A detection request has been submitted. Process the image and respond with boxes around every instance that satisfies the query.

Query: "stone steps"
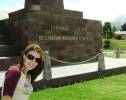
[0,35,6,45]
[0,56,19,71]
[0,45,19,56]
[0,33,20,71]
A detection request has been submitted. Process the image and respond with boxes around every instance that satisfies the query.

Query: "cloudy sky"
[0,0,126,23]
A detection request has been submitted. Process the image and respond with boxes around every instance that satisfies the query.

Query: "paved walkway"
[1,57,126,87]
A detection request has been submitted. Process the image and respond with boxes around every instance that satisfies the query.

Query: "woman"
[1,44,44,100]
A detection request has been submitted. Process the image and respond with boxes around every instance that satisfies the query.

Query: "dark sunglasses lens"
[27,54,34,60]
[27,54,40,63]
[36,58,40,63]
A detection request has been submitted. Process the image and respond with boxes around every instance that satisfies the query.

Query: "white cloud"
[0,0,24,13]
[0,9,9,20]
[1,4,24,13]
[64,0,126,23]
[0,2,24,20]
[1,0,126,23]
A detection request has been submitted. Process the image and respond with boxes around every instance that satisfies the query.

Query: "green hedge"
[103,39,126,50]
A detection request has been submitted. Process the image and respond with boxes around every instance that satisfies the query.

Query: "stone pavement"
[0,57,126,87]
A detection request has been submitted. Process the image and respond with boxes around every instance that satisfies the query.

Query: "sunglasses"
[27,54,40,63]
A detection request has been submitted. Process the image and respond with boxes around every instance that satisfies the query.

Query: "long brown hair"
[20,44,44,83]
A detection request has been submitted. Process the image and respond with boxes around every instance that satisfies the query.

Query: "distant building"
[114,31,126,40]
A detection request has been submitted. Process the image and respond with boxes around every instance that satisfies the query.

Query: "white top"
[2,66,33,100]
[12,71,33,100]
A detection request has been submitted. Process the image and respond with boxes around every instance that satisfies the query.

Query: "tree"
[103,22,113,38]
[121,22,126,31]
[112,25,117,33]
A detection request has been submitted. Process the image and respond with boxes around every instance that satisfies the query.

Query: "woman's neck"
[21,66,29,75]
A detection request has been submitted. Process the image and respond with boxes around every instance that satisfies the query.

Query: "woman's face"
[23,50,40,71]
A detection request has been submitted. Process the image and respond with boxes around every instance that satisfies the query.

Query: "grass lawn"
[103,39,126,50]
[104,51,126,58]
[103,39,126,58]
[29,73,126,100]
[110,40,126,50]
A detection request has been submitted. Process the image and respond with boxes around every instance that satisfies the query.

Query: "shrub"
[103,39,111,49]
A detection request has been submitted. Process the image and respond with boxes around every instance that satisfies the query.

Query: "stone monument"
[0,0,102,67]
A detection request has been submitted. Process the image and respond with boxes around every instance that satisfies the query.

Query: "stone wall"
[21,11,102,65]
[0,0,102,66]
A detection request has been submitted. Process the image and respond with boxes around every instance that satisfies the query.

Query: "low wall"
[32,66,126,91]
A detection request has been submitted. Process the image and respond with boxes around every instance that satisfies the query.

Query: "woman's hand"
[2,96,12,100]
